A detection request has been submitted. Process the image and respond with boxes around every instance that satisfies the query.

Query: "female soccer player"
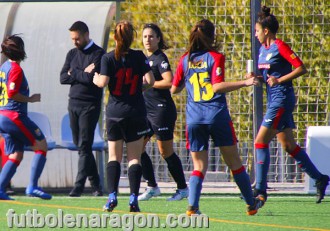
[171,19,263,215]
[138,23,188,202]
[93,21,155,212]
[0,34,51,200]
[252,6,329,204]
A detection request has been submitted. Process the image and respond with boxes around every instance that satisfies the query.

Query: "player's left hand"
[267,74,279,87]
[142,75,152,91]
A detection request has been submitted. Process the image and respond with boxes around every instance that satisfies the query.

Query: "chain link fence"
[110,0,330,185]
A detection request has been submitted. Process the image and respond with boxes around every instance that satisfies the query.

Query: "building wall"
[0,2,116,188]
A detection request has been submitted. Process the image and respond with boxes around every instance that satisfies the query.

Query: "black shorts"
[106,116,150,143]
[146,102,177,141]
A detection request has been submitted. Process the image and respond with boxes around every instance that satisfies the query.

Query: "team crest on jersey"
[149,61,153,67]
[9,82,15,90]
[216,67,222,76]
[290,53,297,59]
[34,128,42,137]
[161,61,169,69]
[266,53,272,61]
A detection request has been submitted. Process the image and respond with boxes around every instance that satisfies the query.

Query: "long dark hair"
[1,34,26,61]
[257,6,279,34]
[114,20,137,61]
[187,19,219,61]
[143,23,169,50]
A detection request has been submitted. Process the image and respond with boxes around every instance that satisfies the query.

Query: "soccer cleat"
[103,192,118,212]
[186,206,201,216]
[25,187,52,200]
[129,194,141,212]
[246,198,264,216]
[138,186,161,201]
[129,204,141,212]
[253,188,267,206]
[6,182,15,196]
[315,174,329,204]
[167,187,189,201]
[0,191,14,200]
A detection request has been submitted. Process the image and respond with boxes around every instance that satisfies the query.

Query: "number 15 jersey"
[172,50,227,124]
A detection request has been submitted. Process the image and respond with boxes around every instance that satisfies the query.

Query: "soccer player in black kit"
[138,23,188,201]
[93,21,155,212]
[60,21,104,197]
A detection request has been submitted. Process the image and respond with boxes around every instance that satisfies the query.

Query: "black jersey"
[143,49,173,105]
[100,49,151,120]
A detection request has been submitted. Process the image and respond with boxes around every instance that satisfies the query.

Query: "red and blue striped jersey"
[258,39,303,103]
[173,50,227,124]
[0,61,29,114]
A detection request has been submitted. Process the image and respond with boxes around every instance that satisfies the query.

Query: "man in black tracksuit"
[60,21,105,197]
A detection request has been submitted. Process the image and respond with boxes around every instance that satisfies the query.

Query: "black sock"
[107,161,121,193]
[141,152,157,187]
[128,164,142,195]
[165,153,187,189]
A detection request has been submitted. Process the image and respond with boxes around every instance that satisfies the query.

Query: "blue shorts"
[187,119,237,152]
[106,116,150,143]
[0,111,45,154]
[262,101,295,131]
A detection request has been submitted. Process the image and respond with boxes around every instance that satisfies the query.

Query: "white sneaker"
[167,187,189,201]
[138,186,161,201]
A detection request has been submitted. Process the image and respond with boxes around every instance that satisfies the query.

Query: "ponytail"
[187,19,219,61]
[114,21,136,61]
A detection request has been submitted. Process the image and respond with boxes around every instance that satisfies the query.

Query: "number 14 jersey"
[100,49,151,120]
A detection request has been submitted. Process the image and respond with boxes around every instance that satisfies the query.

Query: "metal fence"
[113,0,330,185]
